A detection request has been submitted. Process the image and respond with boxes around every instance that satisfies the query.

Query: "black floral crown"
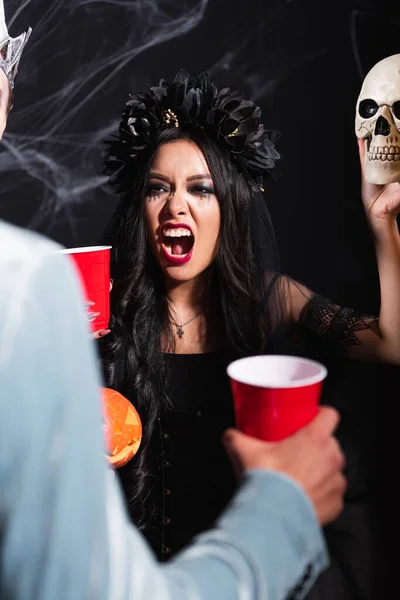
[104,69,281,194]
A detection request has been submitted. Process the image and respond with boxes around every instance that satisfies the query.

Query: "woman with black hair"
[99,69,400,597]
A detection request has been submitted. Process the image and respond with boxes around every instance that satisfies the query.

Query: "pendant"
[177,327,184,338]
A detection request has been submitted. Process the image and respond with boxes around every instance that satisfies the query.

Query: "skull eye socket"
[392,101,400,119]
[359,99,379,118]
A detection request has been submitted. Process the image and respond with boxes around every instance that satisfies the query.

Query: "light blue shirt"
[0,220,328,600]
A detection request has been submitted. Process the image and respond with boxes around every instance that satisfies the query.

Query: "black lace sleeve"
[298,294,377,353]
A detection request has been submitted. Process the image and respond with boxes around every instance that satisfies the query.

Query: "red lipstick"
[161,223,194,265]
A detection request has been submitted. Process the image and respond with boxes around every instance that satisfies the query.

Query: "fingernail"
[99,329,111,337]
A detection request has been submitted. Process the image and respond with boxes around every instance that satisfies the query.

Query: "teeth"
[164,228,192,238]
[368,145,400,158]
[170,252,188,258]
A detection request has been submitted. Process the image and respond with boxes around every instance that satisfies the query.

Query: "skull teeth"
[368,154,400,161]
[368,145,400,160]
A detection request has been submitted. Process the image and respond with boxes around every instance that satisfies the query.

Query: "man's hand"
[223,407,346,526]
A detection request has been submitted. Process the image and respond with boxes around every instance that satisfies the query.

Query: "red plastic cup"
[227,355,327,441]
[59,245,112,332]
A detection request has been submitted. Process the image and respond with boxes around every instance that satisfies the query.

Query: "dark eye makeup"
[145,182,215,198]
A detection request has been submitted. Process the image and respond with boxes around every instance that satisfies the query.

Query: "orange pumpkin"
[101,387,142,468]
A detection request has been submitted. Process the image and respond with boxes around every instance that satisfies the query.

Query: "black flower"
[104,69,280,193]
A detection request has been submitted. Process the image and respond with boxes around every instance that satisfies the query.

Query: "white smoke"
[0,0,209,240]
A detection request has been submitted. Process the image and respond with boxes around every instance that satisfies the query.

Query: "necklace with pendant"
[170,311,202,338]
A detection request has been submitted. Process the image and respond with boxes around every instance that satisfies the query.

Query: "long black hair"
[99,125,282,527]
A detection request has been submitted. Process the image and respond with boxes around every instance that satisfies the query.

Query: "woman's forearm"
[370,217,400,363]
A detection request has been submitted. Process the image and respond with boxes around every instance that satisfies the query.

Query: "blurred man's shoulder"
[0,220,62,273]
[0,220,64,307]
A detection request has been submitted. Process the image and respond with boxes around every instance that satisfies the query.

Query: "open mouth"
[161,224,195,263]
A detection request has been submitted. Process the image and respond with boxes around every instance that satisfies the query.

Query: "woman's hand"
[355,139,400,365]
[358,138,400,227]
[92,329,111,340]
[92,279,113,340]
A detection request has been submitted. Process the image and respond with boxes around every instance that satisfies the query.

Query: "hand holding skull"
[355,55,400,226]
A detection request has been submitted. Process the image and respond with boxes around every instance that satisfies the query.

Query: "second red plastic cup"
[227,355,327,441]
[59,245,111,332]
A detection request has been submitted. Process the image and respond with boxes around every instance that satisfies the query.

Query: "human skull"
[355,54,400,184]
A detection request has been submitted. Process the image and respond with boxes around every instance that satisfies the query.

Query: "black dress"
[136,352,237,558]
[116,296,383,598]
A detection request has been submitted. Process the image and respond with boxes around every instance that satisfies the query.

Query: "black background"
[2,0,400,308]
[1,0,399,590]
